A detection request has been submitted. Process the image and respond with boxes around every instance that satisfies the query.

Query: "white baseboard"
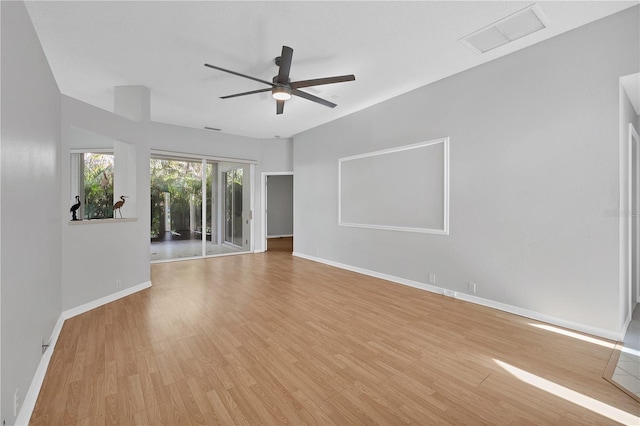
[15,281,152,426]
[293,251,443,294]
[14,314,65,426]
[454,292,623,341]
[61,281,152,320]
[292,252,623,341]
[267,234,293,239]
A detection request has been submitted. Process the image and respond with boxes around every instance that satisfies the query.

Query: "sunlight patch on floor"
[494,359,639,425]
[528,323,616,349]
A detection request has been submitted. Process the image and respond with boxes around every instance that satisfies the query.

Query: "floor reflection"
[151,239,244,262]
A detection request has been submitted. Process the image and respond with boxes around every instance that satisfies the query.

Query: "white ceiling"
[25,1,637,139]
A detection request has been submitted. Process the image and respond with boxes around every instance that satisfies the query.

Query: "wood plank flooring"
[31,251,639,425]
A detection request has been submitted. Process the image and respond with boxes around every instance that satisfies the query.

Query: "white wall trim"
[454,293,624,342]
[292,252,624,341]
[61,281,152,320]
[338,137,449,235]
[14,315,64,426]
[151,149,258,165]
[267,234,294,238]
[15,281,152,425]
[630,123,640,319]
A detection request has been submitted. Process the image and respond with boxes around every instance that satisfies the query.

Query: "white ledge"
[68,218,137,225]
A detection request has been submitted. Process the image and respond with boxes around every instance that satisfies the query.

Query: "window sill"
[68,218,137,225]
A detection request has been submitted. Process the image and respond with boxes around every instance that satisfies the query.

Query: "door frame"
[261,171,293,252]
[150,150,257,261]
[221,166,248,248]
[630,123,640,309]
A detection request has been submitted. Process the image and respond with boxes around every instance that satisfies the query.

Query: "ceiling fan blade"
[292,89,337,108]
[221,88,272,99]
[276,100,285,115]
[290,74,355,89]
[204,63,275,87]
[277,46,293,84]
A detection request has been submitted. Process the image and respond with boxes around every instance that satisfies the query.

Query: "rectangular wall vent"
[460,4,548,54]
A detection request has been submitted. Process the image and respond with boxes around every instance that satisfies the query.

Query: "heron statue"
[113,195,128,218]
[70,195,81,221]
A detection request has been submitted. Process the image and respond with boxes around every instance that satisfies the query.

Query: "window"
[71,152,114,219]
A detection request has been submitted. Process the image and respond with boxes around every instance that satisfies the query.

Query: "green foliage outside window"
[150,159,205,239]
[83,153,114,219]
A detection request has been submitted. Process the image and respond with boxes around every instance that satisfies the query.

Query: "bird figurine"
[70,195,81,221]
[113,195,128,218]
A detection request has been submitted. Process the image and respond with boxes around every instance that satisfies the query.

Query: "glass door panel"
[223,167,244,247]
[205,162,217,256]
[151,156,252,262]
[233,168,243,246]
[150,158,203,261]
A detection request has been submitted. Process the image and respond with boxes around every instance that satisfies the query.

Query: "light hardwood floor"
[31,251,639,425]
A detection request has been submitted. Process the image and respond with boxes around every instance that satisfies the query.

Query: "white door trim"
[630,123,640,307]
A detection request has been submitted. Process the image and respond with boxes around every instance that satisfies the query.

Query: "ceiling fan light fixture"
[272,86,292,101]
[207,46,355,114]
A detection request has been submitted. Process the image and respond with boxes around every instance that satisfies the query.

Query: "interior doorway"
[631,123,640,308]
[262,172,293,252]
[621,73,640,327]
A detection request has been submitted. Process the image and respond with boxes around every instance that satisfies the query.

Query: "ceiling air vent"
[460,4,548,54]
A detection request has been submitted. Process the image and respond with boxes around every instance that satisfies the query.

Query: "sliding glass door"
[150,155,252,262]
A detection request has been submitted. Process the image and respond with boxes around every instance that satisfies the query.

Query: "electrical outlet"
[429,273,436,284]
[14,388,19,416]
[469,282,477,294]
[116,279,121,289]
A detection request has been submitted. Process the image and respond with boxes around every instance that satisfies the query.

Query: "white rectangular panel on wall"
[339,137,449,234]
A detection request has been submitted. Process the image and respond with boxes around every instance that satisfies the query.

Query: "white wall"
[293,6,639,338]
[1,2,62,423]
[267,175,294,237]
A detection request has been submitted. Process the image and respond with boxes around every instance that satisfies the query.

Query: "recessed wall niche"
[69,126,136,222]
[338,137,449,234]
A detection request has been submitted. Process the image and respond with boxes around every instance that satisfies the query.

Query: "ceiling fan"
[205,46,355,115]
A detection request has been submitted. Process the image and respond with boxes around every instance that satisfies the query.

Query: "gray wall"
[293,7,639,337]
[1,2,62,423]
[61,96,150,311]
[267,175,293,237]
[60,96,294,310]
